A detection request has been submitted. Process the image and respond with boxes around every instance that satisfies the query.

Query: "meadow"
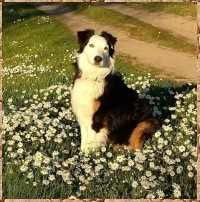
[126,2,196,18]
[2,3,197,199]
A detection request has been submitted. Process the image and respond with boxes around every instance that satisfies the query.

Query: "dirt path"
[34,3,197,82]
[99,3,196,44]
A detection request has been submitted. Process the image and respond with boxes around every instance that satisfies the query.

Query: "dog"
[71,29,160,152]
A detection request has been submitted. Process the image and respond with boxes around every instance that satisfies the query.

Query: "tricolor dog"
[71,29,160,152]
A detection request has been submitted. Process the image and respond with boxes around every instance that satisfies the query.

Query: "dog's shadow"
[145,82,196,122]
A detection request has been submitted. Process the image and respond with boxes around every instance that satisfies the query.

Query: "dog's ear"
[101,31,117,57]
[77,29,95,52]
[101,31,117,49]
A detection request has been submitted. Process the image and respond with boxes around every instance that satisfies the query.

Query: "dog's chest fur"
[71,78,105,123]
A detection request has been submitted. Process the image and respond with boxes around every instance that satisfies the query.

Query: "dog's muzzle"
[94,56,102,65]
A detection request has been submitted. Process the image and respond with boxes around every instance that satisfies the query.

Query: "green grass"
[62,3,196,55]
[3,3,77,112]
[3,3,197,199]
[126,2,196,18]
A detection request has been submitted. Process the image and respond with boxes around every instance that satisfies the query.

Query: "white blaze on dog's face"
[84,35,110,67]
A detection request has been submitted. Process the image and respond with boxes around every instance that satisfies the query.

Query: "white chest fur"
[71,78,108,152]
[71,78,105,124]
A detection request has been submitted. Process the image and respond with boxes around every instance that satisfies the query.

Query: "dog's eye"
[104,47,108,50]
[89,44,94,48]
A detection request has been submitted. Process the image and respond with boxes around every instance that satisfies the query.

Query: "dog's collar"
[93,76,105,82]
[92,69,114,82]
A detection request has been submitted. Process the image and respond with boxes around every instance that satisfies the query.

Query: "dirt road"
[99,3,196,44]
[34,3,197,82]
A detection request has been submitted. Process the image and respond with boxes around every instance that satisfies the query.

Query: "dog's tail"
[128,118,161,151]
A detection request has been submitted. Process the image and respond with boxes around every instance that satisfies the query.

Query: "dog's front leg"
[80,122,98,152]
[88,126,108,150]
[92,106,107,133]
[80,124,108,152]
[92,114,104,133]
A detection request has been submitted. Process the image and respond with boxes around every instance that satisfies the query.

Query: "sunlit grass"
[126,2,196,18]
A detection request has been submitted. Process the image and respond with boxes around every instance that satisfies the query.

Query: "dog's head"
[77,29,117,77]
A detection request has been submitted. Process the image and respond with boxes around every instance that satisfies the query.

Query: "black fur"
[101,31,117,58]
[77,29,95,53]
[92,73,156,145]
[72,61,82,85]
[73,29,95,84]
[77,29,117,57]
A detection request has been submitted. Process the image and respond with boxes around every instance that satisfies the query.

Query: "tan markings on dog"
[93,99,101,113]
[128,118,160,151]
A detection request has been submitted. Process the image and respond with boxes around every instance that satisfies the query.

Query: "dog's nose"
[94,56,102,63]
